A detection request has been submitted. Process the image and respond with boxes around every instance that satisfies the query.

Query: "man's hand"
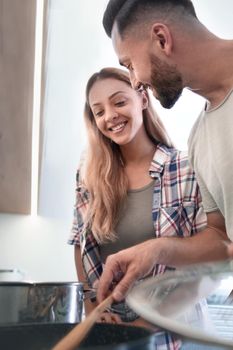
[97,239,160,303]
[97,211,230,303]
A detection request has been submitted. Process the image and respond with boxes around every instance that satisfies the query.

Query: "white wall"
[0,0,232,281]
[0,214,75,281]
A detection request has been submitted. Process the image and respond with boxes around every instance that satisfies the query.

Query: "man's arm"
[97,210,230,303]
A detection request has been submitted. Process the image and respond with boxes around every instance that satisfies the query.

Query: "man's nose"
[129,71,140,90]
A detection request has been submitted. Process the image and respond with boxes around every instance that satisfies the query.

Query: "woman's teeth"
[110,122,126,133]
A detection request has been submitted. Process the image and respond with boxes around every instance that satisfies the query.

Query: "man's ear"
[150,23,173,55]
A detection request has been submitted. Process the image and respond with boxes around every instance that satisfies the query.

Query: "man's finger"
[97,258,121,302]
[112,268,140,302]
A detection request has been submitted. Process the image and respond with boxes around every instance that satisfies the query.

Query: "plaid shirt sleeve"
[176,150,207,236]
[82,230,103,287]
[68,169,89,246]
[152,146,207,276]
[68,169,102,287]
[169,150,207,237]
[154,148,206,238]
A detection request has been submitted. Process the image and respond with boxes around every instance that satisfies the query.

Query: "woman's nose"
[105,109,118,122]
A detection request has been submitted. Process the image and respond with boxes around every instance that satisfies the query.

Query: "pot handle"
[83,288,97,301]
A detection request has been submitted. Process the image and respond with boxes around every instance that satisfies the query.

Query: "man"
[97,0,233,303]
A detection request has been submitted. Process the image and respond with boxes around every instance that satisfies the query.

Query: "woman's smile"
[109,121,128,133]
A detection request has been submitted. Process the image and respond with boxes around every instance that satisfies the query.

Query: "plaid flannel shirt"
[68,144,206,350]
[68,144,206,286]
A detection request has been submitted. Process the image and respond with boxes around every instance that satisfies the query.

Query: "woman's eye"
[115,101,125,107]
[95,110,104,117]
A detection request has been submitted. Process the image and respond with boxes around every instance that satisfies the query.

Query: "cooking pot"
[0,282,94,325]
[0,323,155,350]
[0,282,156,349]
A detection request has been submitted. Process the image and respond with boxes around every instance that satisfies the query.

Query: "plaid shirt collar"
[149,143,172,176]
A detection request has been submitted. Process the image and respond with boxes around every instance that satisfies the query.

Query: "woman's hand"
[97,311,122,324]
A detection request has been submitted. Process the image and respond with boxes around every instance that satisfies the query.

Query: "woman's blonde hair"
[82,67,173,243]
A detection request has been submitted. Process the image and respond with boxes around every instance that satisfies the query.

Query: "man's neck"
[187,40,233,109]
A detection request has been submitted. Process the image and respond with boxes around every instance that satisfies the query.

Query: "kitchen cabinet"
[0,0,36,214]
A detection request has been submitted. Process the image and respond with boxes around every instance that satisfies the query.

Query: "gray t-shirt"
[100,180,155,262]
[188,88,233,241]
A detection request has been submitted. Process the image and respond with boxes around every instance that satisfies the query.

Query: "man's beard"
[150,54,183,109]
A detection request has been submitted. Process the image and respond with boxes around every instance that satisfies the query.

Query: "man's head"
[103,0,198,108]
[103,0,197,39]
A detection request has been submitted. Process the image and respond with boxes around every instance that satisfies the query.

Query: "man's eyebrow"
[92,91,125,107]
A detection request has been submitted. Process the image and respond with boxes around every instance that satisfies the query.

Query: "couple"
[69,0,233,332]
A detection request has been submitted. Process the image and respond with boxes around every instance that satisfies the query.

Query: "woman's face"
[88,78,147,146]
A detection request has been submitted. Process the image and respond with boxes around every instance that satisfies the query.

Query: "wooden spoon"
[52,294,114,350]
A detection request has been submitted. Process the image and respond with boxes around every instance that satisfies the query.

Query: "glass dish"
[127,260,233,348]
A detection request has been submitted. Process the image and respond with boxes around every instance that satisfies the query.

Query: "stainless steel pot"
[0,283,156,350]
[0,282,93,325]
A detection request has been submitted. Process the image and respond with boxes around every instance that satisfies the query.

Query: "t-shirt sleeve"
[188,122,218,215]
[194,169,218,214]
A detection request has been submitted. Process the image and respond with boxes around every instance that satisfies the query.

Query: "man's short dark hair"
[103,0,197,38]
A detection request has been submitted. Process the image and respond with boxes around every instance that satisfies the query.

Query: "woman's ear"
[150,23,173,56]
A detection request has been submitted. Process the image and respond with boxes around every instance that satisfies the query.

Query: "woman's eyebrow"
[92,91,125,107]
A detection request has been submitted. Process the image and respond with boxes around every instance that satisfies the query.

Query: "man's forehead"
[111,22,123,51]
[111,22,131,62]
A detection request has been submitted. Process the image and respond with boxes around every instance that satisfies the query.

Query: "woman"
[68,67,206,326]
